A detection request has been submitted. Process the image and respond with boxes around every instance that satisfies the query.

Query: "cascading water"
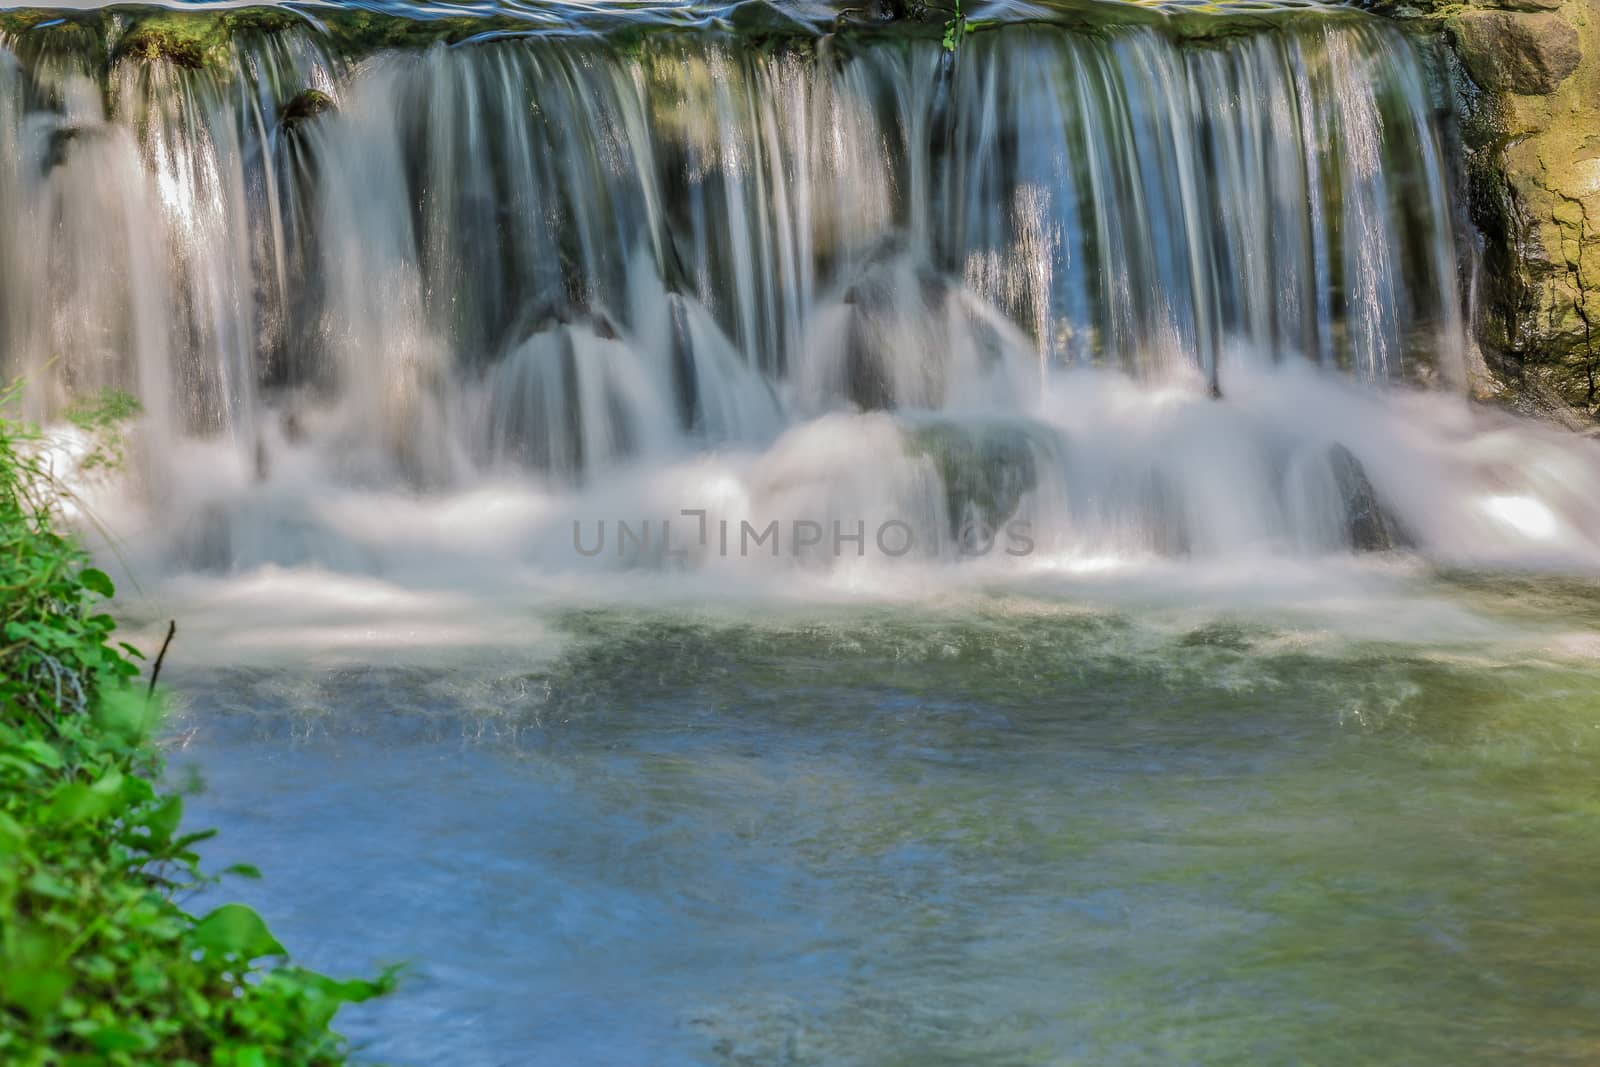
[2,12,1598,588]
[11,12,1600,1064]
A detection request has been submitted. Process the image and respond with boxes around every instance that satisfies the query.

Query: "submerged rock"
[483,312,664,480]
[905,420,1039,540]
[1328,444,1411,552]
[842,258,948,411]
[836,249,1022,412]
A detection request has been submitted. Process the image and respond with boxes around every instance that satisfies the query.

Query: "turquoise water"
[167,572,1600,1064]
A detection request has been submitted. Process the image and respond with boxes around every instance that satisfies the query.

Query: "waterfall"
[4,13,1598,575]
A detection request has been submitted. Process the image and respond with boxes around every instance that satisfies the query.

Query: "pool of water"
[160,569,1600,1065]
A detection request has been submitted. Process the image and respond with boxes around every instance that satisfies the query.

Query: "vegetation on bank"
[0,394,390,1065]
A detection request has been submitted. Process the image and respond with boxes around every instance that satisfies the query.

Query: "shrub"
[0,392,391,1066]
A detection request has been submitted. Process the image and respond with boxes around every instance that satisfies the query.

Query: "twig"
[147,620,176,700]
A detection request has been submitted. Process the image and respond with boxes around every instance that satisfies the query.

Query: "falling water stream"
[4,5,1600,1063]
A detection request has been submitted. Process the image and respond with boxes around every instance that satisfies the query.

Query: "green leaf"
[17,739,62,769]
[141,794,184,848]
[222,863,262,880]
[0,811,27,851]
[24,870,76,902]
[45,782,118,825]
[79,567,115,598]
[88,1026,150,1053]
[95,686,160,741]
[191,904,285,961]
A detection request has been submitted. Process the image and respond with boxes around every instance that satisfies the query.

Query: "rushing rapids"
[2,10,1599,579]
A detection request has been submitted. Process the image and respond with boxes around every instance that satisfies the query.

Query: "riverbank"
[0,405,388,1066]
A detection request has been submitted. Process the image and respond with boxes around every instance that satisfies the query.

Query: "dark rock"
[280,88,334,130]
[41,125,112,173]
[724,0,821,45]
[1328,444,1411,552]
[839,250,974,411]
[667,295,699,432]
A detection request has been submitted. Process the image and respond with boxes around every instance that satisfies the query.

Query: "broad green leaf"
[45,782,118,825]
[17,739,61,770]
[89,1025,150,1053]
[24,870,76,901]
[78,567,115,597]
[191,904,285,961]
[143,795,184,848]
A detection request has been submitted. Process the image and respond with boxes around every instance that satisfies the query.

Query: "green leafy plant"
[942,0,964,52]
[0,386,392,1065]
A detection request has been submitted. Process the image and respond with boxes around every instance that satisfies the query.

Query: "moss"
[114,11,232,70]
[281,86,335,130]
[0,10,108,70]
[305,9,533,57]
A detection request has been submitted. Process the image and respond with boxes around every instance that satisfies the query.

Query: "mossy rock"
[280,87,335,130]
[10,5,533,72]
[0,10,109,69]
[114,12,232,69]
[306,9,533,57]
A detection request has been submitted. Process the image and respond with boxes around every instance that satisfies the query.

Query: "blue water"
[169,591,1600,1065]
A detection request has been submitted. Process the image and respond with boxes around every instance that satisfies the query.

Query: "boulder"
[1447,0,1600,416]
[1450,10,1581,95]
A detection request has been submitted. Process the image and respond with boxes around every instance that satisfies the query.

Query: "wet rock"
[1450,10,1581,95]
[725,0,821,45]
[667,294,699,432]
[837,248,1018,412]
[1142,469,1190,557]
[42,125,112,174]
[280,88,334,131]
[842,258,947,411]
[0,11,108,70]
[906,421,1039,540]
[1328,444,1410,552]
[486,314,648,479]
[115,14,229,70]
[1443,0,1600,415]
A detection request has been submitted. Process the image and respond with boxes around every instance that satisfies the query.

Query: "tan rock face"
[1440,0,1600,415]
[1451,10,1581,94]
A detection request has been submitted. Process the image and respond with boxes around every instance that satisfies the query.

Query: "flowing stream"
[4,7,1600,1063]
